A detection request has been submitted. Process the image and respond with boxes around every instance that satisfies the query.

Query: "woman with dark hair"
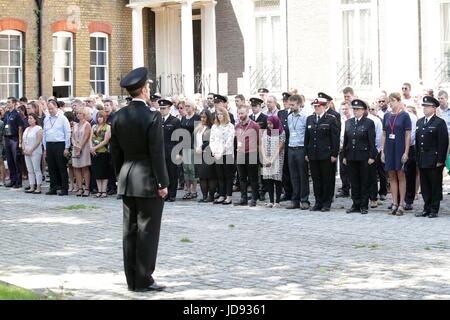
[194,109,216,202]
[90,110,111,198]
[22,113,43,194]
[261,115,286,208]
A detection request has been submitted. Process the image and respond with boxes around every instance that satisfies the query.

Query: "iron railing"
[249,65,282,94]
[435,57,450,86]
[336,62,373,90]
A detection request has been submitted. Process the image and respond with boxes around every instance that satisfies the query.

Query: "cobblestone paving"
[1,178,450,300]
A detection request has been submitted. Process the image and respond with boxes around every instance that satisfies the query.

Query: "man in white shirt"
[367,104,384,207]
[338,101,353,198]
[404,107,418,211]
[401,83,415,107]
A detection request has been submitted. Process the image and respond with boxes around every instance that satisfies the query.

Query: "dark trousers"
[420,167,443,213]
[282,151,292,198]
[165,154,178,199]
[265,179,282,203]
[215,155,235,197]
[5,137,21,185]
[237,152,259,201]
[376,152,388,196]
[348,160,371,210]
[107,156,117,193]
[288,148,310,204]
[310,159,335,208]
[405,146,417,205]
[370,156,378,201]
[200,179,217,199]
[46,142,68,191]
[339,150,351,193]
[122,196,164,291]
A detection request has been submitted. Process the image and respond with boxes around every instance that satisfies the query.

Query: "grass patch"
[425,246,432,251]
[181,237,193,243]
[353,243,382,250]
[59,204,99,210]
[0,283,45,300]
[353,244,366,249]
[368,243,381,250]
[228,224,235,229]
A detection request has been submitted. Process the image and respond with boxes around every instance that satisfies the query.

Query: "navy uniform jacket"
[250,113,268,130]
[162,114,181,157]
[415,115,449,169]
[326,108,341,131]
[110,100,169,198]
[343,117,377,161]
[305,114,340,161]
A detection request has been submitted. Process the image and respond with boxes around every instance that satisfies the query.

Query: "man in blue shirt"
[4,97,24,188]
[286,95,310,210]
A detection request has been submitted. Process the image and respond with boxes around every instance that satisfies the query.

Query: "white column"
[181,0,195,96]
[202,1,218,94]
[132,6,145,69]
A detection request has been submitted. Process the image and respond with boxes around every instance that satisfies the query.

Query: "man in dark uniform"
[280,92,292,201]
[305,98,340,212]
[110,67,169,292]
[150,94,161,111]
[415,96,449,218]
[258,88,269,113]
[4,97,24,188]
[159,99,181,202]
[214,94,235,124]
[249,98,268,129]
[342,99,377,215]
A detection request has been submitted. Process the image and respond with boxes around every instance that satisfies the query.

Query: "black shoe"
[336,191,350,198]
[46,190,57,195]
[214,199,224,204]
[286,203,300,210]
[379,195,387,201]
[321,207,331,212]
[361,208,369,215]
[116,195,122,200]
[4,182,14,188]
[416,211,430,217]
[168,198,175,202]
[301,203,311,211]
[388,203,393,210]
[58,190,68,196]
[280,195,291,202]
[310,205,323,212]
[13,184,22,189]
[222,200,233,205]
[429,213,439,219]
[235,198,248,206]
[404,204,413,211]
[346,207,360,214]
[206,196,215,203]
[24,186,31,191]
[107,189,117,196]
[198,198,208,203]
[249,200,257,207]
[135,282,166,292]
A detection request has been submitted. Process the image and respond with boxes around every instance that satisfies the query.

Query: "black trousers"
[370,156,378,201]
[215,155,235,197]
[348,160,371,210]
[405,146,417,205]
[5,136,21,185]
[310,159,335,208]
[420,167,443,213]
[376,152,388,197]
[339,150,351,193]
[282,151,292,198]
[122,196,164,291]
[265,179,282,203]
[46,142,68,191]
[165,153,178,199]
[237,152,259,201]
[288,148,310,204]
[107,156,117,193]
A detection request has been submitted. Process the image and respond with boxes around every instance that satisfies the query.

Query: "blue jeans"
[288,148,310,204]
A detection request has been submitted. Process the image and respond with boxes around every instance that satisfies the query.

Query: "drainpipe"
[35,0,43,97]
[417,0,423,84]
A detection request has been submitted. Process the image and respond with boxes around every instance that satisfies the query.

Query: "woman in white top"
[209,106,235,205]
[22,113,43,194]
[72,107,92,197]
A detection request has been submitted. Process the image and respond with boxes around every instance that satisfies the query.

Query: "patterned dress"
[262,131,286,181]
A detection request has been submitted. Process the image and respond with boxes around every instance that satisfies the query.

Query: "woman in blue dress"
[381,93,411,216]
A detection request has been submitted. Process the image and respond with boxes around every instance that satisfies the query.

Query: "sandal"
[95,193,102,198]
[182,193,192,200]
[82,190,90,197]
[390,205,398,215]
[190,192,198,199]
[396,206,405,216]
[101,192,108,198]
[76,189,83,197]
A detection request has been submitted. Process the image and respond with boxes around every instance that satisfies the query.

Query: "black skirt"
[91,152,111,180]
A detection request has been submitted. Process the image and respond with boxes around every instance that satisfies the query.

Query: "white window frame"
[0,30,23,100]
[338,0,378,89]
[253,0,282,92]
[89,32,109,96]
[440,0,450,84]
[52,31,73,98]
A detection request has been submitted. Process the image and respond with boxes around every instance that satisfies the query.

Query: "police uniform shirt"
[4,110,24,138]
[343,116,377,161]
[416,115,449,169]
[304,113,340,161]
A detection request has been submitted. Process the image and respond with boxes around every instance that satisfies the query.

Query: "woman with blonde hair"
[381,93,412,216]
[210,106,235,205]
[72,107,92,197]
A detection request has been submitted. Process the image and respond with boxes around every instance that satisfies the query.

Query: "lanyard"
[388,112,400,133]
[291,113,301,131]
[239,120,253,138]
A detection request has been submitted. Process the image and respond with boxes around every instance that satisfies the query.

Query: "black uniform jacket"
[110,100,169,198]
[326,108,341,130]
[162,114,182,156]
[305,113,340,161]
[343,117,377,161]
[250,113,268,130]
[415,115,449,169]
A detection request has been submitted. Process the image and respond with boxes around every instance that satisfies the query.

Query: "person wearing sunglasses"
[401,83,415,107]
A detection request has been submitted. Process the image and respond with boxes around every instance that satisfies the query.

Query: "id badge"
[5,124,9,129]
[389,134,396,140]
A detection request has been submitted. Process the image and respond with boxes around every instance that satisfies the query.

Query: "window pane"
[0,51,8,66]
[9,83,18,98]
[96,81,105,95]
[96,67,105,80]
[342,0,371,4]
[10,36,20,50]
[55,36,71,51]
[90,37,96,50]
[10,50,20,66]
[90,67,95,80]
[97,52,106,65]
[0,35,8,50]
[97,37,106,51]
[54,67,70,82]
[64,68,70,82]
[90,81,96,93]
[54,52,70,67]
[90,51,97,65]
[0,84,7,99]
[0,68,7,83]
[9,68,19,83]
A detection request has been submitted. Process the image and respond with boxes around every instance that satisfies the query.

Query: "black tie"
[425,118,428,125]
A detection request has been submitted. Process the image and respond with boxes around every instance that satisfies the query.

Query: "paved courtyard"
[1,179,450,300]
